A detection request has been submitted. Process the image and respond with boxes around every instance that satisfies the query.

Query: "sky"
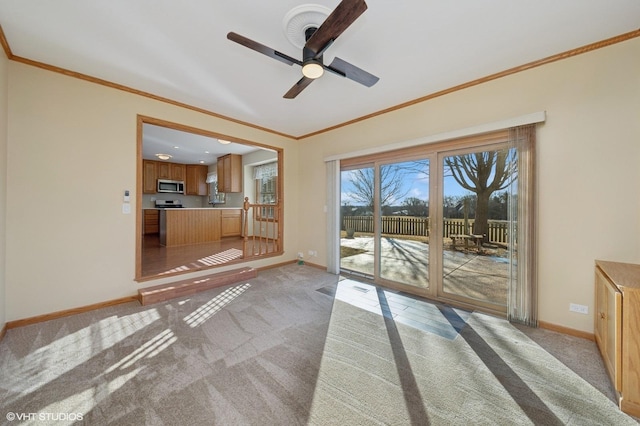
[341,160,472,206]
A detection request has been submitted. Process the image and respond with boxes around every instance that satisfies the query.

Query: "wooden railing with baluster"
[242,197,281,258]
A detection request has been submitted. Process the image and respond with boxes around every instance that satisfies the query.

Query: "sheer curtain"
[253,162,278,180]
[326,160,341,274]
[507,124,537,326]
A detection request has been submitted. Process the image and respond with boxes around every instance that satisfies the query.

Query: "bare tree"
[444,149,516,240]
[346,165,408,209]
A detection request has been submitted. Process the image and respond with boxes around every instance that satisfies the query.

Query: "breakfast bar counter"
[159,208,242,246]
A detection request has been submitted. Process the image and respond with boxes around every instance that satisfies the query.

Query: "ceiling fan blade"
[283,77,315,99]
[325,57,379,87]
[227,32,301,66]
[305,0,368,55]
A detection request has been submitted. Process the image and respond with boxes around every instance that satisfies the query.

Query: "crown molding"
[1,22,638,140]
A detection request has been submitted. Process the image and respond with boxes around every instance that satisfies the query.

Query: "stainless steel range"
[155,199,183,209]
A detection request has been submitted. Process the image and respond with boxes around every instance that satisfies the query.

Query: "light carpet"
[0,264,636,425]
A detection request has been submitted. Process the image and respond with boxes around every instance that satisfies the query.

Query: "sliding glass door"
[378,159,430,289]
[338,129,531,315]
[340,165,375,278]
[439,145,516,312]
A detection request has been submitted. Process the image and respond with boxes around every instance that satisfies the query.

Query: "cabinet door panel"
[186,165,208,195]
[608,285,622,390]
[221,210,242,237]
[157,162,171,179]
[143,160,157,193]
[171,163,186,181]
[595,268,622,391]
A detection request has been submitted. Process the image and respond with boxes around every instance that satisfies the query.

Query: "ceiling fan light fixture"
[155,153,172,160]
[218,139,231,145]
[302,61,324,79]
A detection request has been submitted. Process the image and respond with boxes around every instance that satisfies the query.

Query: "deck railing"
[342,216,512,245]
[242,197,280,257]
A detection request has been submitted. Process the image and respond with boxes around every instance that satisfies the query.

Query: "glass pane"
[379,160,430,288]
[340,167,375,277]
[442,148,515,306]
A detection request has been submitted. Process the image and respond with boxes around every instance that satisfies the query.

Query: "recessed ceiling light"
[205,151,210,154]
[155,153,172,160]
[173,146,179,149]
[199,160,205,164]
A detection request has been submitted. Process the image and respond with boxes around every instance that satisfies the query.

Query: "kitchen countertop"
[180,207,242,210]
[146,207,242,210]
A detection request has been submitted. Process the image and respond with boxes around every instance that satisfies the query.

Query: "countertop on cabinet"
[145,207,242,210]
[180,207,242,210]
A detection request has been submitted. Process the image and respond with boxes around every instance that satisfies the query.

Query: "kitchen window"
[254,162,278,220]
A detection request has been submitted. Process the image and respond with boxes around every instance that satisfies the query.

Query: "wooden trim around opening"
[0,324,7,343]
[539,320,595,341]
[5,296,139,330]
[0,24,12,59]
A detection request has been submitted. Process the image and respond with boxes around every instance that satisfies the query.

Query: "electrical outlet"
[308,250,317,257]
[569,303,589,314]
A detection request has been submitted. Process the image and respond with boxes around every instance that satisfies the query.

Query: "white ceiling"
[142,123,262,166]
[1,1,639,138]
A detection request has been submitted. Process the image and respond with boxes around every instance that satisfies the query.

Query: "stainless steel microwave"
[157,179,185,194]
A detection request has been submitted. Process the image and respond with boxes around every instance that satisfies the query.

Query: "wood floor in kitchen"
[141,234,245,277]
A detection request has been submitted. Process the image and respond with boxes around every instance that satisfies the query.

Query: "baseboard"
[299,261,327,271]
[538,320,595,341]
[5,296,139,330]
[256,260,299,271]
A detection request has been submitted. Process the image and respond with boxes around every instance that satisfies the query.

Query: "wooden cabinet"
[143,160,157,194]
[594,260,640,417]
[217,154,242,193]
[160,209,221,246]
[171,163,185,181]
[221,209,242,237]
[156,162,171,179]
[143,209,159,234]
[186,164,208,195]
[144,160,207,195]
[157,161,185,181]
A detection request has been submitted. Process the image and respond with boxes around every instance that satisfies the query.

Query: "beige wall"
[297,37,640,333]
[5,62,298,321]
[4,37,639,333]
[0,50,7,330]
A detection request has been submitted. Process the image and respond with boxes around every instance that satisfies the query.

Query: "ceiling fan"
[227,0,379,99]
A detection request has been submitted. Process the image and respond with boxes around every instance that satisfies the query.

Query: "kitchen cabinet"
[156,162,171,179]
[160,209,221,246]
[221,209,242,237]
[594,260,640,417]
[186,164,208,196]
[143,209,159,234]
[217,154,242,193]
[158,208,243,246]
[143,160,157,194]
[144,160,203,194]
[171,163,186,181]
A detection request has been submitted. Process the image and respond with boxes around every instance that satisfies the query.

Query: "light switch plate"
[122,203,131,214]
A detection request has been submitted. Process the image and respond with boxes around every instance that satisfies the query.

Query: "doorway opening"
[136,116,283,282]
